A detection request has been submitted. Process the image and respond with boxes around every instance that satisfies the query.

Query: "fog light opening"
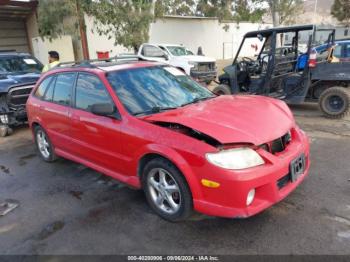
[246,189,255,206]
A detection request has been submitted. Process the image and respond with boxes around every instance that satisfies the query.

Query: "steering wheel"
[242,57,255,63]
[238,57,255,71]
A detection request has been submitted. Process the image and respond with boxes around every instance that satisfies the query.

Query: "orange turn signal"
[201,179,220,188]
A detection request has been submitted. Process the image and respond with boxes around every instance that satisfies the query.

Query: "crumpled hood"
[144,95,295,145]
[0,73,40,93]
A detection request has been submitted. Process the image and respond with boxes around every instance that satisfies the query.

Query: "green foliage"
[232,0,267,23]
[37,0,93,40]
[86,0,154,52]
[195,0,266,22]
[267,0,304,26]
[155,0,196,16]
[331,0,350,26]
[37,0,75,39]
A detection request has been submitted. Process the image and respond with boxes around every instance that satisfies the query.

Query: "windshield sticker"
[23,59,37,65]
[164,67,185,76]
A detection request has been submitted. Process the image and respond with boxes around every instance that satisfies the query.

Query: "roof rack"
[56,55,141,69]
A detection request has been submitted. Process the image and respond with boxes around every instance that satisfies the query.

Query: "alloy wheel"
[147,168,181,215]
[36,130,50,159]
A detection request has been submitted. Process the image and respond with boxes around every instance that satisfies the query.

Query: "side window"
[344,44,350,58]
[142,45,165,57]
[52,73,75,106]
[43,76,55,101]
[75,73,113,111]
[333,45,342,58]
[34,76,53,98]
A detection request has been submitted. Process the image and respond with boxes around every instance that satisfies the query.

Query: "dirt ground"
[0,103,349,255]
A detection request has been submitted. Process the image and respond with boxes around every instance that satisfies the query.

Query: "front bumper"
[191,127,310,218]
[0,107,27,126]
[190,70,217,82]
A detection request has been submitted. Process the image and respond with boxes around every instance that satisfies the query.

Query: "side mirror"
[90,103,115,117]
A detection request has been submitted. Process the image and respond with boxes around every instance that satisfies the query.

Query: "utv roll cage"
[215,24,350,118]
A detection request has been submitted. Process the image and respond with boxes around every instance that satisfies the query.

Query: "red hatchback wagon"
[26,57,310,221]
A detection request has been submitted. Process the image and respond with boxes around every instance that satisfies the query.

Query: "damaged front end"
[0,84,34,136]
[151,121,222,148]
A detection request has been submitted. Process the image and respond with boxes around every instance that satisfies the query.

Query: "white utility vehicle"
[138,43,217,84]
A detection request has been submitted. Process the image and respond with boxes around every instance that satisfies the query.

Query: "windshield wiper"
[133,106,178,116]
[180,96,215,107]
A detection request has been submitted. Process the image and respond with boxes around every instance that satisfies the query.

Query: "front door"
[70,73,126,176]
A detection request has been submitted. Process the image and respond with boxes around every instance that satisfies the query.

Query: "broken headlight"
[206,147,265,170]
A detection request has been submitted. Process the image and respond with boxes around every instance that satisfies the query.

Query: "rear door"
[70,73,125,175]
[41,72,76,153]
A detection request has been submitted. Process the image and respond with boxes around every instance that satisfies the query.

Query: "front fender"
[134,143,203,199]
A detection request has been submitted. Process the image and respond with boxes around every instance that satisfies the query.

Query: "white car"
[138,44,217,84]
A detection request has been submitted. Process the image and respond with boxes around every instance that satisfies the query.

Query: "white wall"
[150,18,271,59]
[85,15,272,60]
[31,36,75,64]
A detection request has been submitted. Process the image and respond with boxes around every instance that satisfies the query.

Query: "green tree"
[331,0,350,26]
[267,0,304,26]
[85,0,154,53]
[37,0,76,39]
[155,0,196,16]
[196,0,266,22]
[232,0,266,23]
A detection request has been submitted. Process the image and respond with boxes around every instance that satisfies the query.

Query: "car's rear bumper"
[191,126,310,218]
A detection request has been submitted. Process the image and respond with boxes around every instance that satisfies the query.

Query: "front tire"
[142,158,193,222]
[34,125,57,162]
[319,87,350,119]
[213,84,232,95]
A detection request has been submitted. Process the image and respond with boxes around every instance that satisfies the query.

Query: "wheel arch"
[136,146,202,199]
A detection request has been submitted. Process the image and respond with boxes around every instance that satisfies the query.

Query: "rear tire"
[142,158,193,222]
[213,84,232,95]
[319,87,350,119]
[34,125,57,162]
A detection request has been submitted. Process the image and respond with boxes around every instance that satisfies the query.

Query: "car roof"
[47,59,165,75]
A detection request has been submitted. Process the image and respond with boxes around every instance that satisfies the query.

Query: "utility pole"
[76,0,90,60]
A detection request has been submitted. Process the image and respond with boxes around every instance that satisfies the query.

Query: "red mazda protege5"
[26,58,310,221]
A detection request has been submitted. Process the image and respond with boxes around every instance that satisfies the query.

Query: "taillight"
[308,50,317,68]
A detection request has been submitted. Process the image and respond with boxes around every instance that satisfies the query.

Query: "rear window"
[52,73,76,106]
[34,76,53,98]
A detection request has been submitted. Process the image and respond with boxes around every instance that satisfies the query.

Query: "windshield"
[0,56,43,74]
[166,46,189,56]
[107,66,214,116]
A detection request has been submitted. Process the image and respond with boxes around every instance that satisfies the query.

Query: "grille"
[197,62,215,72]
[261,131,292,154]
[7,85,34,107]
